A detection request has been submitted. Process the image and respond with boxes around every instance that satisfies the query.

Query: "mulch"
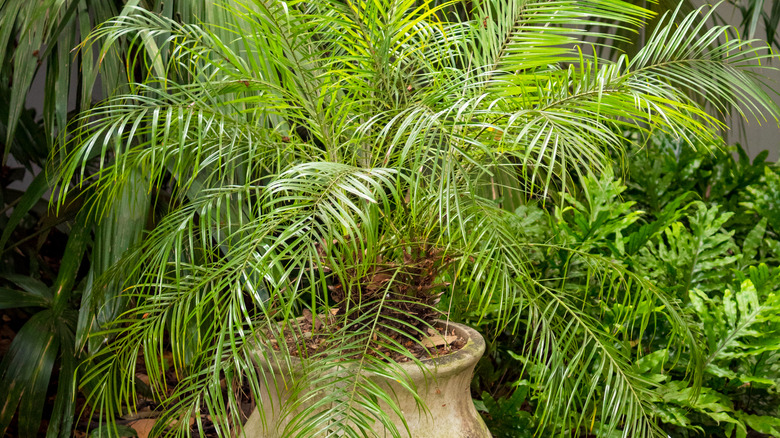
[269,309,466,362]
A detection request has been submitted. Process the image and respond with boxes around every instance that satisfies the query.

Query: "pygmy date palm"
[55,0,778,436]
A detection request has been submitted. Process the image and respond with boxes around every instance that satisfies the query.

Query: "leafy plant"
[745,166,780,234]
[0,208,90,437]
[623,132,773,240]
[469,161,780,437]
[559,148,780,437]
[48,0,780,436]
[474,380,536,438]
[637,202,740,297]
[0,2,247,437]
[653,276,780,438]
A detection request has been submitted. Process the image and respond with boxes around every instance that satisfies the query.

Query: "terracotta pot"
[243,320,492,438]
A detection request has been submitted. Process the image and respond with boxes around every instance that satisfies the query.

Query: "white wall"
[715,1,780,161]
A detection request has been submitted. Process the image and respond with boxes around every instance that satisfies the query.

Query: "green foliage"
[0,2,248,437]
[0,0,778,436]
[463,170,700,436]
[637,202,739,296]
[8,0,771,436]
[468,136,780,437]
[693,278,780,377]
[0,207,91,438]
[555,168,643,252]
[475,382,535,438]
[586,153,780,437]
[623,132,772,239]
[745,167,780,233]
[652,277,780,438]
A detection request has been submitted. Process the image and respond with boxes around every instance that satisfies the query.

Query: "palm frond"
[629,2,780,122]
[468,0,651,74]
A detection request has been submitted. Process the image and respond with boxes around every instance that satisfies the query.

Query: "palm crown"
[55,0,779,436]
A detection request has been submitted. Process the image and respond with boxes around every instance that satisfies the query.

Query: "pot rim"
[254,319,486,379]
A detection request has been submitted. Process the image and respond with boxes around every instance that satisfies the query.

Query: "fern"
[745,167,780,233]
[690,280,780,370]
[645,279,780,437]
[637,202,738,296]
[555,169,643,253]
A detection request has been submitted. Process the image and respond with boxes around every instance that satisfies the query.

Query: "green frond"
[629,2,780,122]
[469,0,651,74]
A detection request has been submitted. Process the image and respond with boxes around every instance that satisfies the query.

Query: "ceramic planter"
[243,320,491,438]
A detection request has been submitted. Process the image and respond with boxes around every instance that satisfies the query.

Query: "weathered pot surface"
[243,320,492,438]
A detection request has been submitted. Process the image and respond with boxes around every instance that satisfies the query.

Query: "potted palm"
[55,0,778,436]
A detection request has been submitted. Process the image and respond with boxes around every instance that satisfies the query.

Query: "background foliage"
[469,134,780,437]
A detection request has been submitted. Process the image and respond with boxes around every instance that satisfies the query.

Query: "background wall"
[717,0,780,160]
